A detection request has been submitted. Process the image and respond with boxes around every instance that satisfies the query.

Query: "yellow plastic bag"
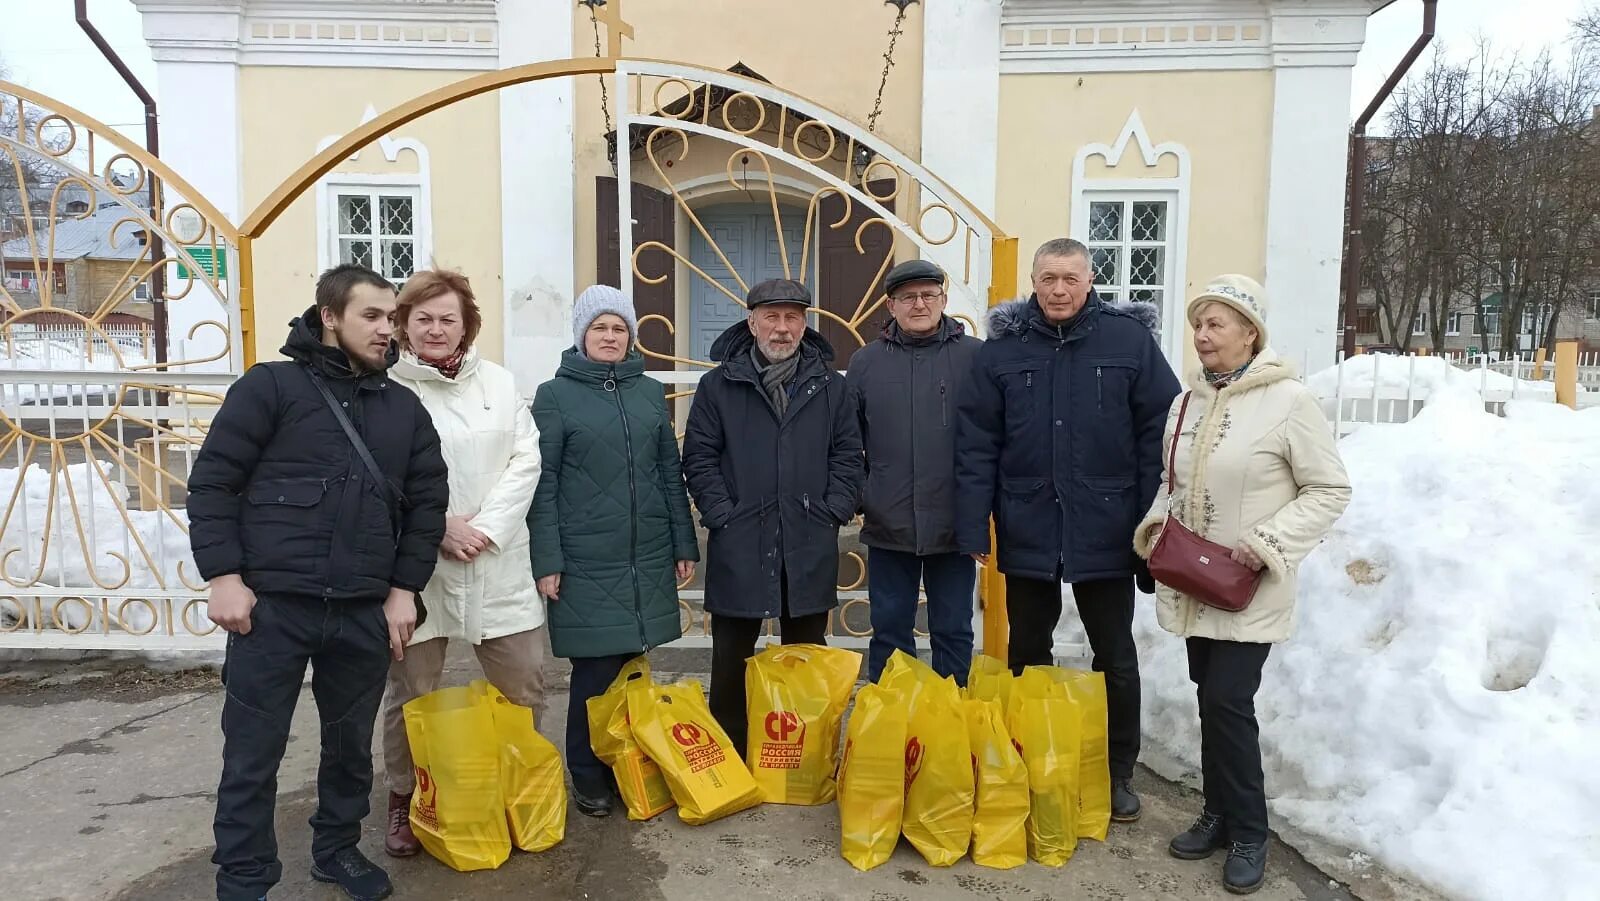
[964,698,1029,869]
[586,656,675,821]
[1015,665,1112,841]
[484,684,566,852]
[404,681,512,872]
[966,654,1014,707]
[883,651,973,867]
[1059,670,1112,842]
[626,678,763,825]
[1007,667,1083,867]
[745,643,862,805]
[837,682,908,871]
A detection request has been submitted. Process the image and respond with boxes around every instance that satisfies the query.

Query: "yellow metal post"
[238,237,256,368]
[980,236,1019,663]
[1554,340,1578,409]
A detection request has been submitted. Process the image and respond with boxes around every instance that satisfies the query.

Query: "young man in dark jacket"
[955,238,1180,823]
[681,278,864,755]
[188,264,448,901]
[846,259,982,684]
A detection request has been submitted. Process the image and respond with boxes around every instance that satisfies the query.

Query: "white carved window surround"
[1071,110,1191,364]
[314,105,433,286]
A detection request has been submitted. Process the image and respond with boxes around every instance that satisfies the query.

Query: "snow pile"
[1133,381,1600,899]
[1305,353,1588,397]
[0,462,195,632]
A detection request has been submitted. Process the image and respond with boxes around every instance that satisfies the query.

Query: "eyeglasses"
[890,290,945,307]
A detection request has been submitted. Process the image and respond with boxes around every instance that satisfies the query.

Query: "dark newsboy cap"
[883,259,946,297]
[746,278,813,308]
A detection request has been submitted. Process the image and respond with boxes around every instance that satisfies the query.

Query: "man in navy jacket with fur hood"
[955,237,1179,822]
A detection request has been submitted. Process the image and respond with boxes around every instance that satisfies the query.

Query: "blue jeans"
[866,548,976,684]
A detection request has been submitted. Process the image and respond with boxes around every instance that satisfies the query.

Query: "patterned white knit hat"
[1188,275,1268,351]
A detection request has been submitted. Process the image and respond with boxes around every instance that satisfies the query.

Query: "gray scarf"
[752,345,802,417]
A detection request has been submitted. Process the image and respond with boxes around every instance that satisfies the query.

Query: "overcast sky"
[0,0,1593,146]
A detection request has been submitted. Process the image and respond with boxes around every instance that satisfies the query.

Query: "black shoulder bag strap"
[301,365,427,626]
[302,366,408,533]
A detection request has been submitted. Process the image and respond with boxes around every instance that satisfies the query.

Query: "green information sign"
[175,247,228,280]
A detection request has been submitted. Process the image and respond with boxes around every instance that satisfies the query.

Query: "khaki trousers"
[380,627,549,794]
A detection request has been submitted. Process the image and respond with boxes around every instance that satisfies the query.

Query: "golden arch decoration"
[1,56,1017,656]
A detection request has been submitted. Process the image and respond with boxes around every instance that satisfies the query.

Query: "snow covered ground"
[1073,379,1600,900]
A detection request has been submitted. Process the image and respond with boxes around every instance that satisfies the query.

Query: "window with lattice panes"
[332,188,418,285]
[1086,196,1173,336]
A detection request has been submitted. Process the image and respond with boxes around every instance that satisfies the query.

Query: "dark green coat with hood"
[527,349,699,659]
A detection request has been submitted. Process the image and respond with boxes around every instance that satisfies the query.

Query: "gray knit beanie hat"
[571,284,638,358]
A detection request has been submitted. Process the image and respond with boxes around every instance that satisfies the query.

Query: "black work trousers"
[212,594,390,901]
[565,653,635,797]
[1188,637,1272,844]
[708,592,829,758]
[1004,574,1141,780]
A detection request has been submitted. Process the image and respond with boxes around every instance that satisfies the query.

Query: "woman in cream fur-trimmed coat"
[1133,275,1350,894]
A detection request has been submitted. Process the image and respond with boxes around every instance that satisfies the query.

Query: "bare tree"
[1362,47,1508,352]
[1578,5,1600,45]
[1361,37,1600,358]
[0,58,76,245]
[1467,45,1600,356]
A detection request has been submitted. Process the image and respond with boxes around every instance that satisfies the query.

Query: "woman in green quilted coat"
[528,285,699,818]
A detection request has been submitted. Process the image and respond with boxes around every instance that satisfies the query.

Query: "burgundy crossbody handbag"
[1146,392,1263,612]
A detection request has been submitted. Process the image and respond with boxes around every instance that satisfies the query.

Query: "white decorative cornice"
[999,0,1379,73]
[134,0,498,70]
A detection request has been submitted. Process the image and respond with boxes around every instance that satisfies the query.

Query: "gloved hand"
[1134,559,1155,595]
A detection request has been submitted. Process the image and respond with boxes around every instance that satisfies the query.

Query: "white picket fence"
[1312,351,1600,438]
[2,323,153,367]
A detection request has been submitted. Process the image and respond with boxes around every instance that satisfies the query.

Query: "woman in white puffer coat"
[1133,275,1350,895]
[378,268,545,858]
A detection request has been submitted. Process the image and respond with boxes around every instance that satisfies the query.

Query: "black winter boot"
[1168,810,1227,860]
[1223,840,1268,894]
[1111,777,1142,822]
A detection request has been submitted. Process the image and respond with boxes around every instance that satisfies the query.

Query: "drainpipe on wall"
[75,0,167,369]
[1341,0,1437,360]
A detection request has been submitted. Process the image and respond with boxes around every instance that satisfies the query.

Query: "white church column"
[498,0,575,394]
[920,0,1001,325]
[134,2,245,372]
[1263,5,1368,375]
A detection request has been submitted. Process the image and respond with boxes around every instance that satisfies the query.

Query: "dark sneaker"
[1223,840,1268,894]
[1111,777,1142,823]
[383,792,420,858]
[1169,810,1227,859]
[310,847,393,901]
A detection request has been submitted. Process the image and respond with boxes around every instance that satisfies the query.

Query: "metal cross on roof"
[585,0,634,59]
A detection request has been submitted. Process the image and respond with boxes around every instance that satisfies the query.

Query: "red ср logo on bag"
[758,710,805,771]
[671,722,704,748]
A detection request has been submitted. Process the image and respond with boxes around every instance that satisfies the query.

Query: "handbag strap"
[302,366,406,514]
[1166,391,1192,495]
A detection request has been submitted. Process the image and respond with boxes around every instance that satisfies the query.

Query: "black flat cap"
[884,259,946,297]
[746,278,812,308]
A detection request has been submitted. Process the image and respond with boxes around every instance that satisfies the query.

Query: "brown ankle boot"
[384,791,421,857]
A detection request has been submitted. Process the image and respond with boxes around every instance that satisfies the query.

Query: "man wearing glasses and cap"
[682,278,865,756]
[846,259,982,684]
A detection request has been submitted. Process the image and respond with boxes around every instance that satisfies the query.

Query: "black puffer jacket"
[187,306,449,601]
[681,323,864,619]
[846,316,981,555]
